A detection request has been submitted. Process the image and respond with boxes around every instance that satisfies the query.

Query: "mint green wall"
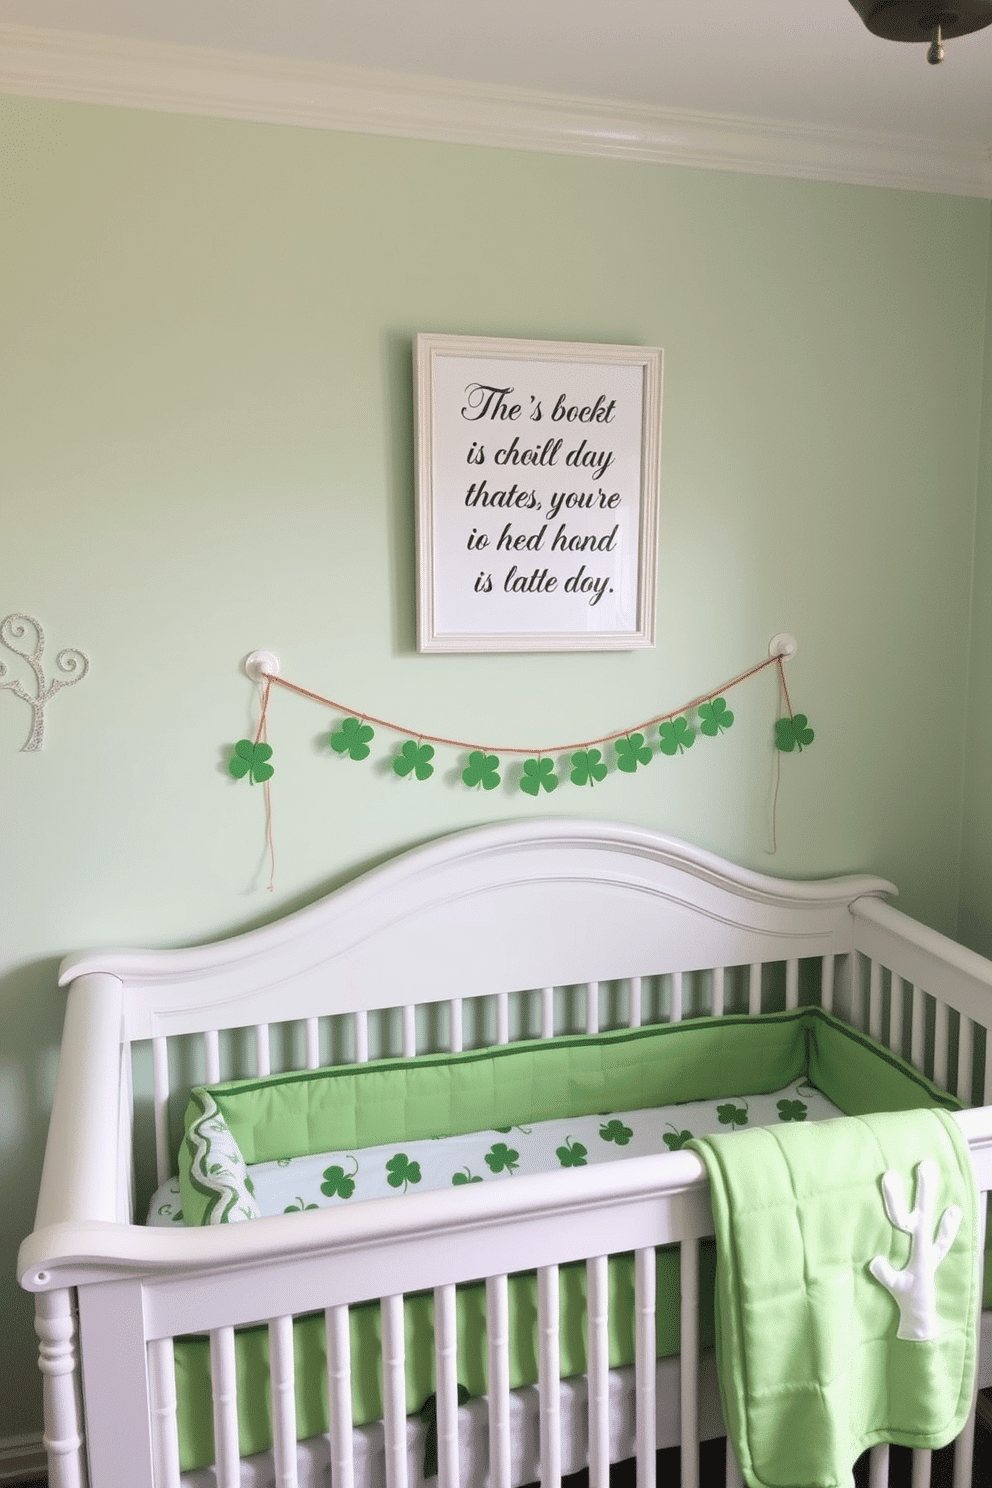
[959,209,992,959]
[2,94,989,1440]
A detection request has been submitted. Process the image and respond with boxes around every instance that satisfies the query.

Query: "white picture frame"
[414,334,663,653]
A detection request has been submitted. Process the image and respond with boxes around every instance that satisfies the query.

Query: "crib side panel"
[851,897,992,1103]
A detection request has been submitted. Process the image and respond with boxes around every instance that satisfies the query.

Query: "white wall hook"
[244,650,280,683]
[768,633,798,660]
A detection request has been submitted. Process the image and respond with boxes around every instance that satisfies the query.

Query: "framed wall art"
[414,334,663,652]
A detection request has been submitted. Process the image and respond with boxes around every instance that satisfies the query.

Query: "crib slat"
[486,1275,512,1488]
[434,1284,460,1488]
[255,1023,271,1076]
[711,966,725,1018]
[868,1443,889,1488]
[680,1239,700,1488]
[670,971,683,1025]
[380,1295,407,1488]
[537,1264,561,1488]
[889,975,905,1060]
[354,1009,369,1065]
[305,1017,320,1070]
[986,1031,992,1107]
[496,992,510,1045]
[934,1001,950,1091]
[326,1305,354,1488]
[748,963,762,1016]
[541,986,555,1039]
[910,987,926,1074]
[785,958,799,1012]
[628,975,643,1029]
[868,960,883,1042]
[152,1037,171,1186]
[586,1254,609,1488]
[951,1198,987,1488]
[586,981,600,1036]
[210,1326,241,1488]
[820,953,835,1014]
[910,1448,931,1488]
[851,953,865,1030]
[952,1411,977,1488]
[148,1337,181,1488]
[957,1015,975,1105]
[634,1247,656,1488]
[203,1029,221,1086]
[269,1314,299,1488]
[449,997,464,1053]
[402,1004,417,1058]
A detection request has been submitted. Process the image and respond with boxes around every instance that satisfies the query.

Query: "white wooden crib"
[17,819,992,1488]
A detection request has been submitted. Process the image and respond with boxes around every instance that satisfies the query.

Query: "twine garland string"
[265,651,782,757]
[231,649,812,890]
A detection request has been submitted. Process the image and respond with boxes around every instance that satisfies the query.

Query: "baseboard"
[0,1433,46,1483]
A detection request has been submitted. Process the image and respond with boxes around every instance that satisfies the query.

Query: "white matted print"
[414,334,662,652]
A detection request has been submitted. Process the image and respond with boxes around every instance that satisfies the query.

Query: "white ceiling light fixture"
[848,1,992,63]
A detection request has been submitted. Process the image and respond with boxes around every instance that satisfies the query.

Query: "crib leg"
[36,1288,87,1488]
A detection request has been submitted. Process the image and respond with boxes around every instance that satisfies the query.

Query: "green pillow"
[180,1089,261,1225]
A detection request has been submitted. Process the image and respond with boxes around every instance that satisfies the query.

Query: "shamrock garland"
[228,649,815,813]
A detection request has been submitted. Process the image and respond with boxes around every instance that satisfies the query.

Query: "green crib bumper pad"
[178,1007,958,1228]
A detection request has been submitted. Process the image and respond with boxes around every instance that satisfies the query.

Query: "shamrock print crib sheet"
[147,1079,842,1226]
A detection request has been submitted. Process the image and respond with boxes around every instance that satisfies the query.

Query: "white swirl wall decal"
[0,613,90,751]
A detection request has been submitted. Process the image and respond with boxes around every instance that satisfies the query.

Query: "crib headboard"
[51,820,900,1219]
[61,819,893,1039]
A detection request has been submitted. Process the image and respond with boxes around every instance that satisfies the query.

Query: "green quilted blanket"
[692,1108,980,1488]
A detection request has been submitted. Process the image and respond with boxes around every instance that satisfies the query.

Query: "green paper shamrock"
[229,738,274,784]
[698,698,735,737]
[615,733,652,773]
[717,1102,748,1127]
[570,748,608,787]
[393,740,435,781]
[599,1119,634,1146]
[452,1168,483,1186]
[658,717,695,756]
[556,1137,588,1168]
[485,1142,519,1174]
[385,1153,421,1192]
[520,757,558,796]
[331,716,375,760]
[776,1099,808,1123]
[775,714,814,753]
[663,1126,694,1151]
[284,1197,319,1212]
[462,750,501,790]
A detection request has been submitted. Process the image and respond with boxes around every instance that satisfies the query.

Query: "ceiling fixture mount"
[848,2,992,62]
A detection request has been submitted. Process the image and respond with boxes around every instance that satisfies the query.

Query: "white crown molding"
[1,22,990,197]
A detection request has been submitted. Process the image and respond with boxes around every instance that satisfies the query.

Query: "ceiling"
[2,1,992,192]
